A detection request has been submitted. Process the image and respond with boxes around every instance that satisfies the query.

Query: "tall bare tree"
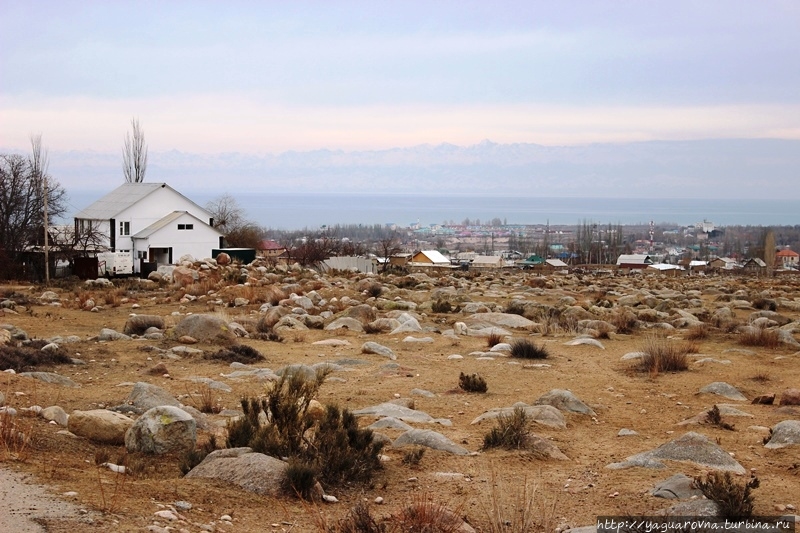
[0,140,67,280]
[123,117,148,183]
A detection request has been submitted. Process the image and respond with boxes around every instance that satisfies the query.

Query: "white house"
[74,183,223,273]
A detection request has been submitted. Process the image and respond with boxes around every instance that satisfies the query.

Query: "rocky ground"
[1,260,799,532]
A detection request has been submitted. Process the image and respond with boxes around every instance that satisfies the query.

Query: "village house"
[616,254,653,270]
[257,239,287,262]
[73,183,223,275]
[776,248,799,269]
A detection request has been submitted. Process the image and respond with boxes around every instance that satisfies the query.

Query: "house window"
[119,221,130,236]
[178,223,194,230]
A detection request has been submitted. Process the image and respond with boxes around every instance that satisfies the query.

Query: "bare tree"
[0,143,67,280]
[206,193,265,248]
[123,117,148,183]
[376,231,402,273]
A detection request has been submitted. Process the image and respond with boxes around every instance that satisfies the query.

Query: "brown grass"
[739,327,781,348]
[636,335,692,375]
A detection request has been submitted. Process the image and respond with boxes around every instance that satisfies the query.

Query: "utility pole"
[43,177,50,285]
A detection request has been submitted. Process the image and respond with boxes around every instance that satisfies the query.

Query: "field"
[1,265,799,532]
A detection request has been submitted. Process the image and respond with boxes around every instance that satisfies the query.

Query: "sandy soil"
[1,272,799,532]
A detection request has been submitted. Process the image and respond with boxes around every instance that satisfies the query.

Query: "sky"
[1,1,799,200]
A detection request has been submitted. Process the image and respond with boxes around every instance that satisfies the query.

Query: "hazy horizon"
[3,2,799,200]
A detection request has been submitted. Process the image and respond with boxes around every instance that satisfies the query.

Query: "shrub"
[0,344,72,372]
[686,324,710,340]
[396,494,465,533]
[482,468,557,533]
[431,299,453,313]
[204,344,265,364]
[706,405,735,431]
[694,472,759,518]
[739,327,781,348]
[334,502,387,533]
[188,383,221,414]
[363,322,383,335]
[610,310,637,334]
[636,336,690,374]
[180,435,218,475]
[752,298,777,311]
[366,284,383,298]
[505,300,526,316]
[283,459,318,499]
[483,407,529,450]
[458,372,487,393]
[226,369,384,496]
[486,332,503,348]
[509,339,549,360]
[402,447,425,466]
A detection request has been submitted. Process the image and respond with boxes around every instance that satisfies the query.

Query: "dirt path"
[0,467,99,532]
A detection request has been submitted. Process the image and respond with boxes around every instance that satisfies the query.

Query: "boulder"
[125,406,197,454]
[606,432,746,474]
[98,328,131,341]
[216,252,231,266]
[471,404,566,430]
[125,382,182,411]
[534,389,596,416]
[18,370,78,388]
[172,314,236,343]
[699,382,747,401]
[764,420,800,449]
[325,317,365,333]
[779,388,800,406]
[41,405,69,426]
[393,429,470,455]
[651,473,704,499]
[184,447,287,496]
[68,409,134,444]
[172,265,198,287]
[361,341,397,360]
[343,304,377,324]
[463,312,534,329]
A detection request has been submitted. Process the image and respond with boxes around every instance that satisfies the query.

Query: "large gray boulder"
[534,389,596,416]
[463,312,535,329]
[125,382,181,411]
[125,405,196,454]
[18,372,79,388]
[699,382,747,401]
[98,328,131,341]
[325,317,365,332]
[171,314,236,343]
[68,409,134,444]
[361,341,397,360]
[606,432,746,474]
[393,429,470,455]
[185,447,287,495]
[764,420,800,449]
[651,473,704,499]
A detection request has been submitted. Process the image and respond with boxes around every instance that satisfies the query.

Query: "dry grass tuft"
[636,335,692,375]
[510,339,549,360]
[481,467,557,533]
[739,327,781,348]
[686,324,710,340]
[486,332,503,348]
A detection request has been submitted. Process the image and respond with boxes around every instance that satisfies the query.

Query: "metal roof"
[73,183,212,220]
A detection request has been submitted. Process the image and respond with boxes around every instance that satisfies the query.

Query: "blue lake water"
[66,191,797,230]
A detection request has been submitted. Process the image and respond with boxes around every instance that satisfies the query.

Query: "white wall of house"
[133,213,222,267]
[113,186,214,251]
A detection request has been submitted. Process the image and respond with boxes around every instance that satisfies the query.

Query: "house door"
[149,247,172,265]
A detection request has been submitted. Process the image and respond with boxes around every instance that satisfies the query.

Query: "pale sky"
[2,0,799,155]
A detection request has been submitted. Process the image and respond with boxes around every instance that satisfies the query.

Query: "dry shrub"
[739,327,781,348]
[458,372,488,393]
[188,382,221,414]
[431,299,454,313]
[526,277,547,288]
[749,372,771,383]
[204,344,265,364]
[0,407,33,461]
[363,322,384,334]
[395,494,465,533]
[694,472,759,518]
[332,501,386,533]
[505,300,526,316]
[636,335,691,375]
[486,332,503,348]
[752,297,777,311]
[365,284,383,298]
[510,339,549,360]
[482,407,529,450]
[0,343,72,372]
[707,405,735,431]
[481,467,557,533]
[686,323,710,340]
[611,310,638,333]
[185,279,217,297]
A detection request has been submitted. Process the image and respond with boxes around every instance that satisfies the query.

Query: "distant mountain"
[6,138,799,199]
